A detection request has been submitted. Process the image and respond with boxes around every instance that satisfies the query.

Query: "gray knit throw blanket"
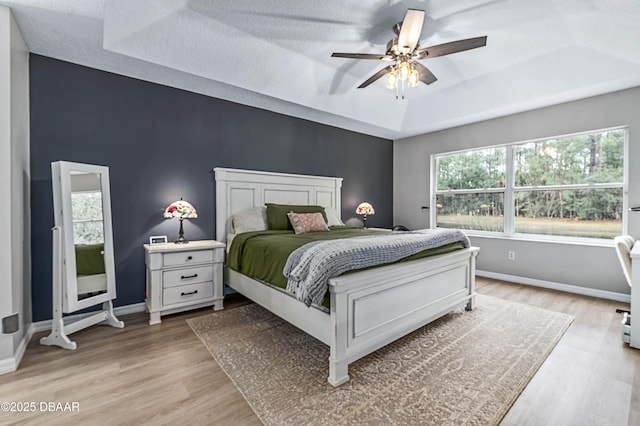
[284,229,470,307]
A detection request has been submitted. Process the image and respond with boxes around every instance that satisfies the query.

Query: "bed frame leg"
[329,288,351,387]
[466,251,478,311]
[328,357,350,387]
[466,294,476,311]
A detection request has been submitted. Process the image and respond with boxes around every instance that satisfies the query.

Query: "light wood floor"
[1,278,639,425]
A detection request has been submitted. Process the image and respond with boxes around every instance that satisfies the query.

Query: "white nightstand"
[144,240,225,325]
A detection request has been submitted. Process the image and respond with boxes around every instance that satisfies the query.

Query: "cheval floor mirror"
[41,161,124,350]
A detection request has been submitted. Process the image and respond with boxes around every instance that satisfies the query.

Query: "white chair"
[614,235,635,288]
[615,235,635,344]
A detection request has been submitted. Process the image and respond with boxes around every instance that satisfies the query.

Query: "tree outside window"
[71,191,104,244]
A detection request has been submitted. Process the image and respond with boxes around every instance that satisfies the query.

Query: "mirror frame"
[51,161,117,313]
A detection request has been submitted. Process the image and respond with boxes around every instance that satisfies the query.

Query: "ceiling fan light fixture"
[330,8,487,98]
[408,66,420,87]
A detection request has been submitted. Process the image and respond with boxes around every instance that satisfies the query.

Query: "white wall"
[0,5,12,364]
[0,5,31,374]
[394,86,640,297]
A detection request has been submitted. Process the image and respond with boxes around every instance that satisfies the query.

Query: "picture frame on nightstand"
[149,235,168,245]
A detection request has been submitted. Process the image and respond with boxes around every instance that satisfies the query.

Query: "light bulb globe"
[399,62,410,81]
[408,67,420,87]
[386,71,397,89]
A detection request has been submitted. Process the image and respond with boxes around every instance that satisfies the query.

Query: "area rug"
[187,295,573,425]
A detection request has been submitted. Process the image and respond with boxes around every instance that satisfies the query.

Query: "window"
[71,191,104,244]
[432,128,626,240]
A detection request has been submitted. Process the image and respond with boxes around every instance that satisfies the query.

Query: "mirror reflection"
[70,171,107,300]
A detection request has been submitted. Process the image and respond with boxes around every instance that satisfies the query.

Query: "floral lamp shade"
[164,198,197,243]
[356,202,375,228]
[164,199,198,219]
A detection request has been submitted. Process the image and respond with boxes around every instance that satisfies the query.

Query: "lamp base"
[174,218,189,244]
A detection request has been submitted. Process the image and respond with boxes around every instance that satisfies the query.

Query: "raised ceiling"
[3,0,640,139]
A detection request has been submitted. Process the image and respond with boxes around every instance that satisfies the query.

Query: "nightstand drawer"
[163,281,213,306]
[163,265,213,288]
[163,250,214,267]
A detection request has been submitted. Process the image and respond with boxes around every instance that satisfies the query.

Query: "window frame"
[430,126,629,243]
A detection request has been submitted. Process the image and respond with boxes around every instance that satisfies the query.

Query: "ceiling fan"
[331,9,487,96]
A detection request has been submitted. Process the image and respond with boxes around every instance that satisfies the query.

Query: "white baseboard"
[476,270,631,303]
[0,358,16,375]
[32,302,147,333]
[0,322,35,375]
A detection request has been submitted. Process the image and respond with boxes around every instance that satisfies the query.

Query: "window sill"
[461,231,615,248]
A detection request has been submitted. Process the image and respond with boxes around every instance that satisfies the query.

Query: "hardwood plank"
[480,277,640,426]
[1,283,638,425]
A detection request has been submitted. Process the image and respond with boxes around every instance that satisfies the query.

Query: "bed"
[75,243,107,295]
[215,167,479,386]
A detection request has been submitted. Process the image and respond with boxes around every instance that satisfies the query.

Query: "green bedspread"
[75,243,105,276]
[226,227,465,302]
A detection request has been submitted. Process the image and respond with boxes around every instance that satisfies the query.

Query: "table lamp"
[356,202,375,228]
[164,198,198,244]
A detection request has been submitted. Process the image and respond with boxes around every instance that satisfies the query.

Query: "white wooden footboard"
[327,246,479,386]
[225,246,478,387]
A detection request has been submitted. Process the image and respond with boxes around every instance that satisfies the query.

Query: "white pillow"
[232,206,268,234]
[324,206,345,227]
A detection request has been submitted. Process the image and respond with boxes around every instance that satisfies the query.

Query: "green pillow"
[266,203,327,230]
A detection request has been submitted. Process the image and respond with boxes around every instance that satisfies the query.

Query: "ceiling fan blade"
[412,62,438,85]
[397,9,425,53]
[331,53,392,61]
[416,36,487,59]
[357,65,394,89]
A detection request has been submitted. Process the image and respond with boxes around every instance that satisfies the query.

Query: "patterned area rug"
[187,295,573,425]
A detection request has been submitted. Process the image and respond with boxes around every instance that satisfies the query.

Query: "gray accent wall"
[30,55,393,322]
[394,86,640,296]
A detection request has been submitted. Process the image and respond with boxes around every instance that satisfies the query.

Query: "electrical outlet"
[508,251,515,261]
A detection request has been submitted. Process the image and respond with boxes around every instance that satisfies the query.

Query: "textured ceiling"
[3,0,640,139]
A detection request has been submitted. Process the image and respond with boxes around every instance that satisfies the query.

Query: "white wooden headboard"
[214,168,343,243]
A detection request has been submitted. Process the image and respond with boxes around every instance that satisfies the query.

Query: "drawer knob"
[181,290,198,296]
[186,256,193,261]
[181,273,198,280]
